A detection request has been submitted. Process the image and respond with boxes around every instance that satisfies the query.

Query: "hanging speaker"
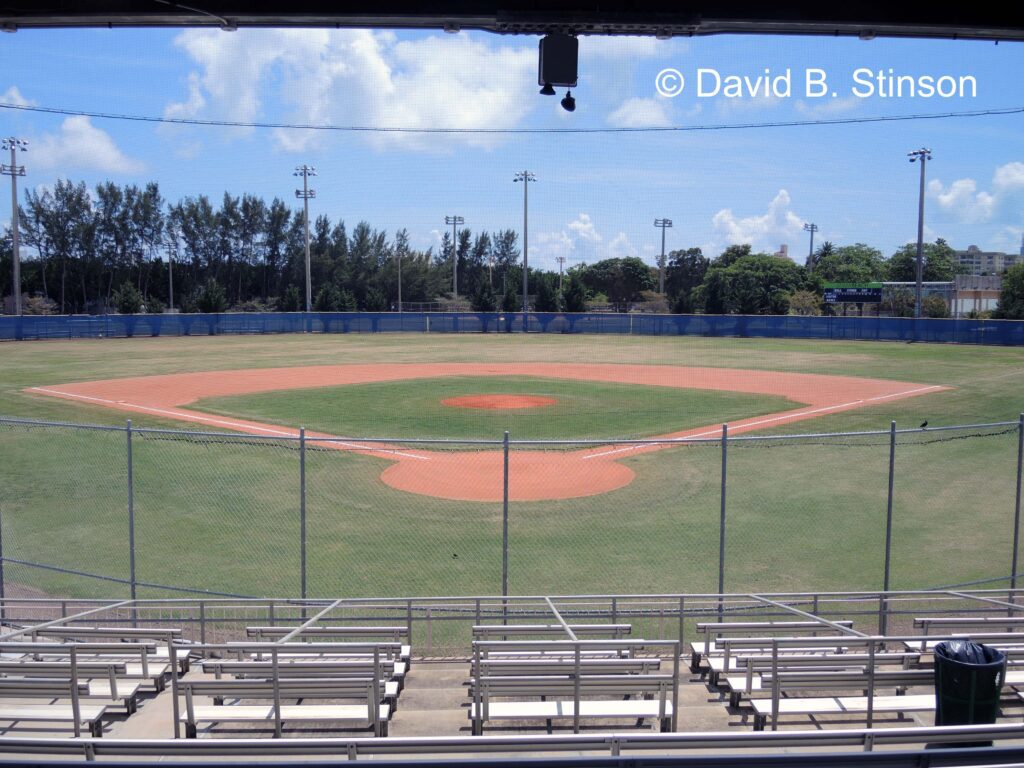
[538,34,578,88]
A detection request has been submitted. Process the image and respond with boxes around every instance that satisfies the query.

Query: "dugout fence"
[0,416,1021,609]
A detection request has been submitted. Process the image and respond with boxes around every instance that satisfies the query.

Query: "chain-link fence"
[0,416,1020,602]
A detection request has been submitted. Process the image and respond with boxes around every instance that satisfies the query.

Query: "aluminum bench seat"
[475,658,661,676]
[468,698,673,728]
[720,652,922,706]
[0,703,109,736]
[706,648,849,686]
[176,672,391,738]
[469,673,676,735]
[751,694,935,730]
[3,676,144,713]
[260,656,407,687]
[246,627,411,665]
[472,624,632,640]
[690,621,855,671]
[180,703,391,738]
[0,679,108,737]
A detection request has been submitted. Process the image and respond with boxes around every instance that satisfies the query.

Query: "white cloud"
[928,178,995,223]
[991,225,1024,254]
[167,29,536,152]
[1,86,34,107]
[711,189,804,252]
[567,213,601,244]
[31,116,144,174]
[534,231,575,267]
[928,161,1024,224]
[164,72,206,120]
[534,213,647,268]
[994,162,1024,192]
[607,97,673,128]
[607,232,638,257]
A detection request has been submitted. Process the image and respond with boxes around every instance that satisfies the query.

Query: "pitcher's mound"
[442,394,556,410]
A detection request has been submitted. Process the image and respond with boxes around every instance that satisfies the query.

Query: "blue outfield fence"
[1,311,1024,345]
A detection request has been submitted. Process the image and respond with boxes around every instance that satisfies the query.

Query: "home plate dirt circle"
[27,362,949,502]
[442,394,557,410]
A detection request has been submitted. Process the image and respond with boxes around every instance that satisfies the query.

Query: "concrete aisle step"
[390,662,472,736]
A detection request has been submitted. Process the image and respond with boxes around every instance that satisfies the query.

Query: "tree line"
[1,177,1019,318]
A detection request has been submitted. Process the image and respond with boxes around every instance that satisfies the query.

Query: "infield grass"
[192,376,796,441]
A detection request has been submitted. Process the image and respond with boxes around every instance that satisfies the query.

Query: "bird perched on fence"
[920,420,929,429]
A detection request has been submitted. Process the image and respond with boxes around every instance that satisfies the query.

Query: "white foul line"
[581,384,945,460]
[27,387,430,461]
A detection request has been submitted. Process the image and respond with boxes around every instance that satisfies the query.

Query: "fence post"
[1011,413,1024,614]
[126,419,137,605]
[718,423,728,622]
[0,479,5,622]
[300,427,307,601]
[881,420,896,634]
[502,431,510,602]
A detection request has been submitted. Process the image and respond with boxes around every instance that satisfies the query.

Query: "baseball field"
[0,332,1021,600]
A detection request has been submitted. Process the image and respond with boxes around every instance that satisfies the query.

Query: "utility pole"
[803,222,818,270]
[294,165,317,312]
[1,138,27,316]
[513,171,536,318]
[654,218,673,294]
[445,215,464,301]
[488,253,495,290]
[908,148,932,319]
[555,256,567,292]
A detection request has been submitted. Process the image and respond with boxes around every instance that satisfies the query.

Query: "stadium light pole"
[294,165,317,313]
[513,171,536,319]
[803,222,818,270]
[445,215,464,301]
[555,256,566,292]
[1,137,27,316]
[908,148,932,319]
[654,218,673,294]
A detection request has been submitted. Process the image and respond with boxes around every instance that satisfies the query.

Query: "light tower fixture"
[444,215,464,300]
[293,165,317,313]
[803,222,819,270]
[513,171,536,323]
[1,137,27,316]
[908,148,932,320]
[654,218,673,294]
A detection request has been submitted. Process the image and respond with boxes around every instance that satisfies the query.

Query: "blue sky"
[2,28,1024,270]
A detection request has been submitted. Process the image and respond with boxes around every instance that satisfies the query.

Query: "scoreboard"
[823,283,883,303]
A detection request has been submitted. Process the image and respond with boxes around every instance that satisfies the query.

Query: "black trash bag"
[929,640,1006,749]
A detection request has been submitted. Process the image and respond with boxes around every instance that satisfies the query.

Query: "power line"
[2,101,1023,135]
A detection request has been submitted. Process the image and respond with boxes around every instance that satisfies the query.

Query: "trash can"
[931,640,1006,748]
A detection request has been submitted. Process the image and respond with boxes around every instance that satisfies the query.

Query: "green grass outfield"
[0,333,1022,602]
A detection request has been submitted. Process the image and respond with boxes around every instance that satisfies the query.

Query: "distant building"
[951,274,1002,317]
[773,244,789,259]
[955,245,1022,275]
